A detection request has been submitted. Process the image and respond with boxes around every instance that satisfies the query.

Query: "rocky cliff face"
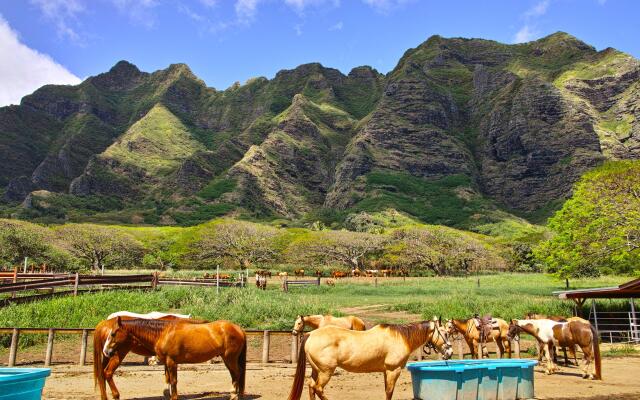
[1,33,638,225]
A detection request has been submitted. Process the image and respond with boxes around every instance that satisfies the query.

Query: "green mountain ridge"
[0,32,638,227]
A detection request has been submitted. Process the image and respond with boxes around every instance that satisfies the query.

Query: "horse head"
[506,319,520,341]
[103,317,130,358]
[292,315,305,335]
[427,321,453,360]
[443,319,458,336]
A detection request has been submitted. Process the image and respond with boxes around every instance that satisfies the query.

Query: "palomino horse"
[287,321,453,400]
[102,317,247,400]
[508,319,601,379]
[94,312,192,400]
[292,314,367,335]
[445,317,511,358]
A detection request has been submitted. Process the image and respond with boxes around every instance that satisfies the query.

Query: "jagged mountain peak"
[1,32,638,226]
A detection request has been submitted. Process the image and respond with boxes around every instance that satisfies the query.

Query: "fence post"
[457,337,464,359]
[216,265,220,295]
[291,334,298,364]
[152,272,158,290]
[316,276,320,286]
[45,328,55,366]
[23,257,28,274]
[262,331,270,363]
[9,328,19,367]
[630,298,638,342]
[73,272,80,296]
[591,300,599,334]
[79,329,89,366]
[11,266,17,299]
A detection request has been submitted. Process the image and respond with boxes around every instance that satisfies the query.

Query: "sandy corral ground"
[41,357,640,400]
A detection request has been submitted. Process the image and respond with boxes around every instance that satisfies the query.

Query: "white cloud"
[284,0,339,13]
[523,0,550,18]
[294,23,303,36]
[111,0,160,29]
[199,0,217,7]
[329,21,343,31]
[362,0,411,13]
[513,25,537,43]
[235,0,262,23]
[0,16,81,106]
[30,0,85,43]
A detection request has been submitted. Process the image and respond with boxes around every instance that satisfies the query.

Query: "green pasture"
[0,274,630,349]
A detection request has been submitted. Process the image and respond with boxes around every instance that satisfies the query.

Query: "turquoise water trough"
[0,368,51,400]
[407,359,537,400]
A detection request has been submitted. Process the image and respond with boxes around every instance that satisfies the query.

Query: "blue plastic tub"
[0,368,51,400]
[407,359,537,400]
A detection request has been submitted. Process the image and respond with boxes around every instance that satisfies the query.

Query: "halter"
[423,322,451,357]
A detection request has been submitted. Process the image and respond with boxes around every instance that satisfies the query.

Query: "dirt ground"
[41,357,640,400]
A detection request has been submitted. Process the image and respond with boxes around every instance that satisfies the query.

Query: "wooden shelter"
[554,277,640,342]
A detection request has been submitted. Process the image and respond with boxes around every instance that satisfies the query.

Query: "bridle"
[423,322,452,358]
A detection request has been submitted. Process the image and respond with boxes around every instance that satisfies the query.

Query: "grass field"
[0,274,630,334]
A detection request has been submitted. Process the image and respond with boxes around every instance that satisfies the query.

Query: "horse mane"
[120,318,207,345]
[381,321,432,349]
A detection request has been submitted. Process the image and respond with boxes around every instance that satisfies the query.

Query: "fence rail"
[0,271,247,306]
[0,326,528,367]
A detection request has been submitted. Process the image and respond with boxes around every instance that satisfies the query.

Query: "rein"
[423,323,450,357]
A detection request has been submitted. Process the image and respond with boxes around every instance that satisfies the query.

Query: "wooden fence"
[0,327,525,367]
[0,271,246,306]
[282,276,321,292]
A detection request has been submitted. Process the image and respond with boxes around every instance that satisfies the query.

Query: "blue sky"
[0,0,638,105]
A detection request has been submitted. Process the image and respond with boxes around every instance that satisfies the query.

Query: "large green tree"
[535,161,640,277]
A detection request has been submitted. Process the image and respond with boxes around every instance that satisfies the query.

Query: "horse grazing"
[287,321,452,400]
[508,319,601,379]
[94,313,192,400]
[294,269,305,277]
[101,317,247,400]
[292,314,366,335]
[445,317,511,358]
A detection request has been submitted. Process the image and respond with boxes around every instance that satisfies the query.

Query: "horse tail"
[287,334,308,400]
[93,326,106,394]
[238,336,247,395]
[591,324,602,380]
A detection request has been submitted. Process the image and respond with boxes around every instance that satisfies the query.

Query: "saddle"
[473,314,498,343]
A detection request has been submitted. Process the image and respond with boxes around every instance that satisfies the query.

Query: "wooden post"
[565,278,569,290]
[79,329,89,366]
[152,272,158,290]
[73,272,80,296]
[477,278,480,288]
[316,276,320,286]
[8,328,19,367]
[291,334,298,364]
[457,338,464,359]
[216,265,220,295]
[591,300,599,334]
[514,335,520,359]
[11,266,17,299]
[45,328,55,366]
[23,257,28,274]
[262,331,270,363]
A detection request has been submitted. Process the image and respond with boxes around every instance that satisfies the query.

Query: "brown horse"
[524,313,583,365]
[287,321,452,400]
[508,319,601,379]
[93,314,194,400]
[102,317,247,400]
[292,314,367,335]
[445,317,512,358]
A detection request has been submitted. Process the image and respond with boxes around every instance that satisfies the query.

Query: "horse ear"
[116,316,122,328]
[439,316,442,325]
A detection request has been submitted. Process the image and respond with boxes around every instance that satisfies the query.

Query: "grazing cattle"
[508,319,601,379]
[380,269,393,277]
[278,272,288,278]
[314,270,323,277]
[255,274,267,290]
[365,269,378,277]
[325,279,335,286]
[294,269,305,277]
[331,270,347,279]
[351,268,362,277]
[256,270,272,277]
